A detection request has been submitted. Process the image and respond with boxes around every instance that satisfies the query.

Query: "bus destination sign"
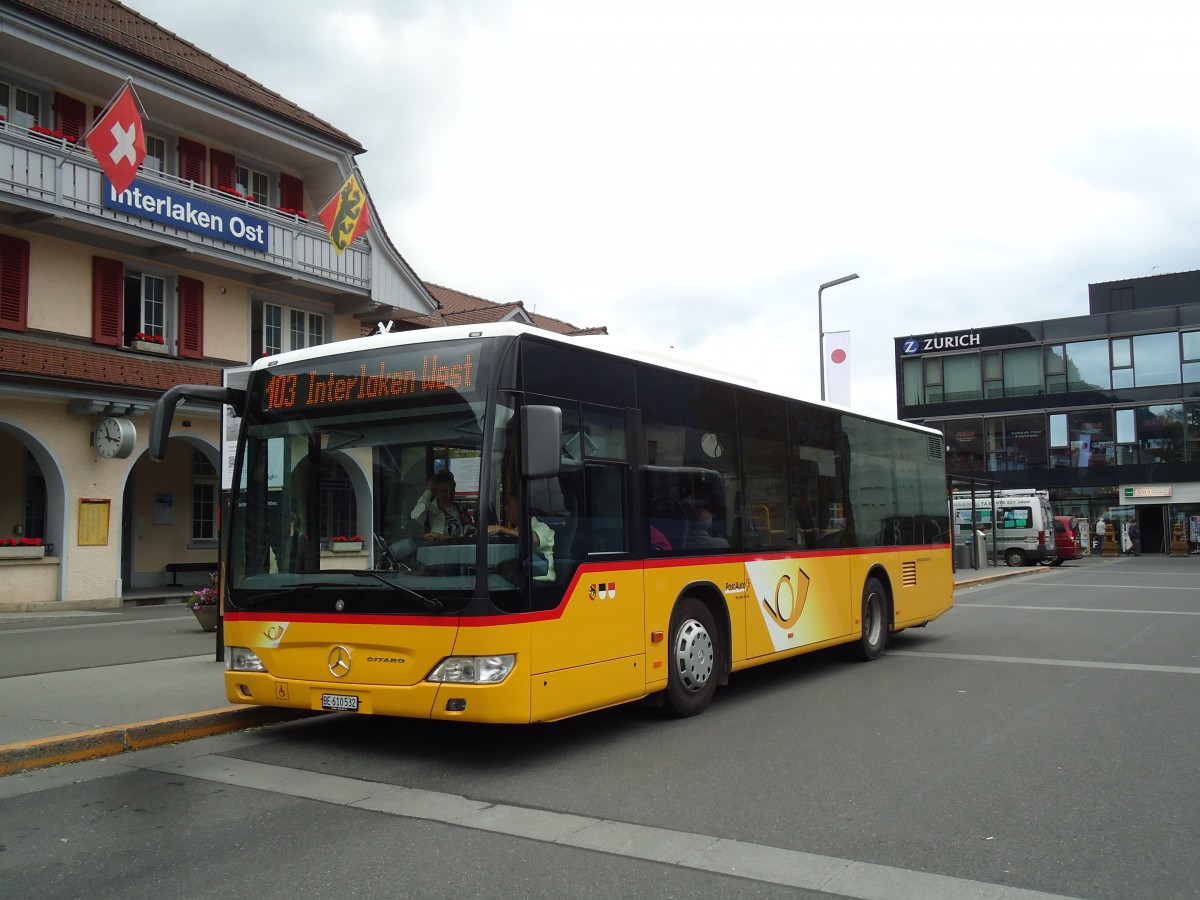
[262,345,479,412]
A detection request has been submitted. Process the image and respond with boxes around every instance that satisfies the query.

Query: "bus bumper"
[224,671,536,723]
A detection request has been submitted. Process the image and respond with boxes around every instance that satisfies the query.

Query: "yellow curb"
[0,706,315,776]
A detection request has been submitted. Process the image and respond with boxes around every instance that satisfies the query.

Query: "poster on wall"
[153,493,173,525]
[78,499,110,546]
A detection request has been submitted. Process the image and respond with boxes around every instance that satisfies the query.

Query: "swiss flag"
[85,83,146,194]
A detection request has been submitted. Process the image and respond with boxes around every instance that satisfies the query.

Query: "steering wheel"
[373,533,409,572]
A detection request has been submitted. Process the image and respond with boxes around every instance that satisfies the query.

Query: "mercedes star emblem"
[327,645,352,678]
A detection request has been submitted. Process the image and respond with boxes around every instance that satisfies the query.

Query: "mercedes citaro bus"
[151,323,953,723]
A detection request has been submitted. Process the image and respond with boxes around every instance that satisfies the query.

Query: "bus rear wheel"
[856,577,888,661]
[664,597,718,717]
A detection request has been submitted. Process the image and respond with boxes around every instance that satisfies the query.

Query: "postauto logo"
[902,332,981,355]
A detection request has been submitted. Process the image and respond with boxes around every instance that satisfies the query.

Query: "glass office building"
[894,270,1200,555]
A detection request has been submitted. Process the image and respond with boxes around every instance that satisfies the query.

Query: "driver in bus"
[489,493,555,581]
[411,469,473,543]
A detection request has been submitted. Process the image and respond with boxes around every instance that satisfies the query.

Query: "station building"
[0,0,447,606]
[894,269,1200,555]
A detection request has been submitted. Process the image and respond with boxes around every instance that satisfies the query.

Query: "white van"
[952,490,1058,567]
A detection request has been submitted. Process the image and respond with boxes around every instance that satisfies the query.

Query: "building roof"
[0,335,221,394]
[9,0,362,150]
[389,283,607,336]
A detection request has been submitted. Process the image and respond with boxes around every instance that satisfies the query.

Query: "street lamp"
[818,273,859,401]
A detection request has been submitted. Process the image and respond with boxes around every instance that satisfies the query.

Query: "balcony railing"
[0,121,369,294]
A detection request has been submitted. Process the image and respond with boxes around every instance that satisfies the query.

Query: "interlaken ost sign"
[103,177,269,251]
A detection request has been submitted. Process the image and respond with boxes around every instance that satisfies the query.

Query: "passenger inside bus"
[488,494,555,581]
[410,469,474,543]
[685,506,729,549]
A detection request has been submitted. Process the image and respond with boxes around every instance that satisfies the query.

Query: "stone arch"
[125,430,222,590]
[0,417,69,601]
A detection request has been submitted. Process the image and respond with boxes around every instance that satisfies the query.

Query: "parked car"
[1052,515,1083,566]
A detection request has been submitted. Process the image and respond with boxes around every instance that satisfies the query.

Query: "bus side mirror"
[150,385,246,461]
[522,405,562,479]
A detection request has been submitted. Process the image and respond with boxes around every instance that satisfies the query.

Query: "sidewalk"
[0,600,308,777]
[0,560,1051,777]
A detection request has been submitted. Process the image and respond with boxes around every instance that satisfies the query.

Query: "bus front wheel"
[856,577,888,661]
[664,597,718,717]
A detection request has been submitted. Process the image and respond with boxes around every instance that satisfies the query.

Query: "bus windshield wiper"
[235,575,443,612]
[339,569,444,612]
[235,582,363,609]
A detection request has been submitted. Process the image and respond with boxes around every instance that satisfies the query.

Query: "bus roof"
[251,321,936,436]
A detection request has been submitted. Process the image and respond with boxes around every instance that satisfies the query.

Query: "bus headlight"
[228,646,268,673]
[427,654,516,684]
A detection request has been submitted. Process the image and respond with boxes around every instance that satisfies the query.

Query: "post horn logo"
[763,569,810,629]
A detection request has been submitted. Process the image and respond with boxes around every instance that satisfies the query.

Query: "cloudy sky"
[130,0,1199,421]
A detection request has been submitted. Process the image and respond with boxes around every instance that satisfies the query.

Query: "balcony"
[0,121,370,306]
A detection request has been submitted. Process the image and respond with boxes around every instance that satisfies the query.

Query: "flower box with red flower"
[132,332,168,354]
[0,537,45,559]
[329,535,364,552]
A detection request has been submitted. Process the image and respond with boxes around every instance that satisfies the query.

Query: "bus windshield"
[227,338,518,614]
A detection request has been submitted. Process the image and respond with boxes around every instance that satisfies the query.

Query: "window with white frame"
[260,301,326,356]
[1,82,41,130]
[192,451,217,542]
[237,164,270,205]
[144,134,168,173]
[124,270,168,343]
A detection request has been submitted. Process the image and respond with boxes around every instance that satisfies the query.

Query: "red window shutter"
[92,257,123,346]
[279,173,304,210]
[54,93,87,140]
[178,137,206,184]
[0,235,31,333]
[210,149,236,192]
[178,276,204,359]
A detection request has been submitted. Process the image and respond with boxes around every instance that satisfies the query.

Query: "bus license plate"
[321,693,359,711]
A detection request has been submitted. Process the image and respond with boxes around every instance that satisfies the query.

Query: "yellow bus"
[151,323,952,722]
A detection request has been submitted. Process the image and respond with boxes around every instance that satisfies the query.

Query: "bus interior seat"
[649,497,689,551]
[544,503,580,586]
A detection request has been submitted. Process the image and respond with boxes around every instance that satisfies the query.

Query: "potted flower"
[329,534,364,552]
[132,332,168,354]
[0,536,45,559]
[186,584,219,631]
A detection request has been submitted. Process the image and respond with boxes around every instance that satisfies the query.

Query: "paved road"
[2,555,1197,898]
[0,603,212,678]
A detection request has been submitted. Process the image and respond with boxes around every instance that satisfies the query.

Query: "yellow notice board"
[79,498,111,546]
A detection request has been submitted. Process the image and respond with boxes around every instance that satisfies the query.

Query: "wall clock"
[94,416,136,459]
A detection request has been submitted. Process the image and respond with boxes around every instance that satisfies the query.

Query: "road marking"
[0,611,116,621]
[890,650,1200,676]
[961,579,1200,593]
[147,754,1082,900]
[1038,583,1200,591]
[964,604,1200,616]
[0,614,192,633]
